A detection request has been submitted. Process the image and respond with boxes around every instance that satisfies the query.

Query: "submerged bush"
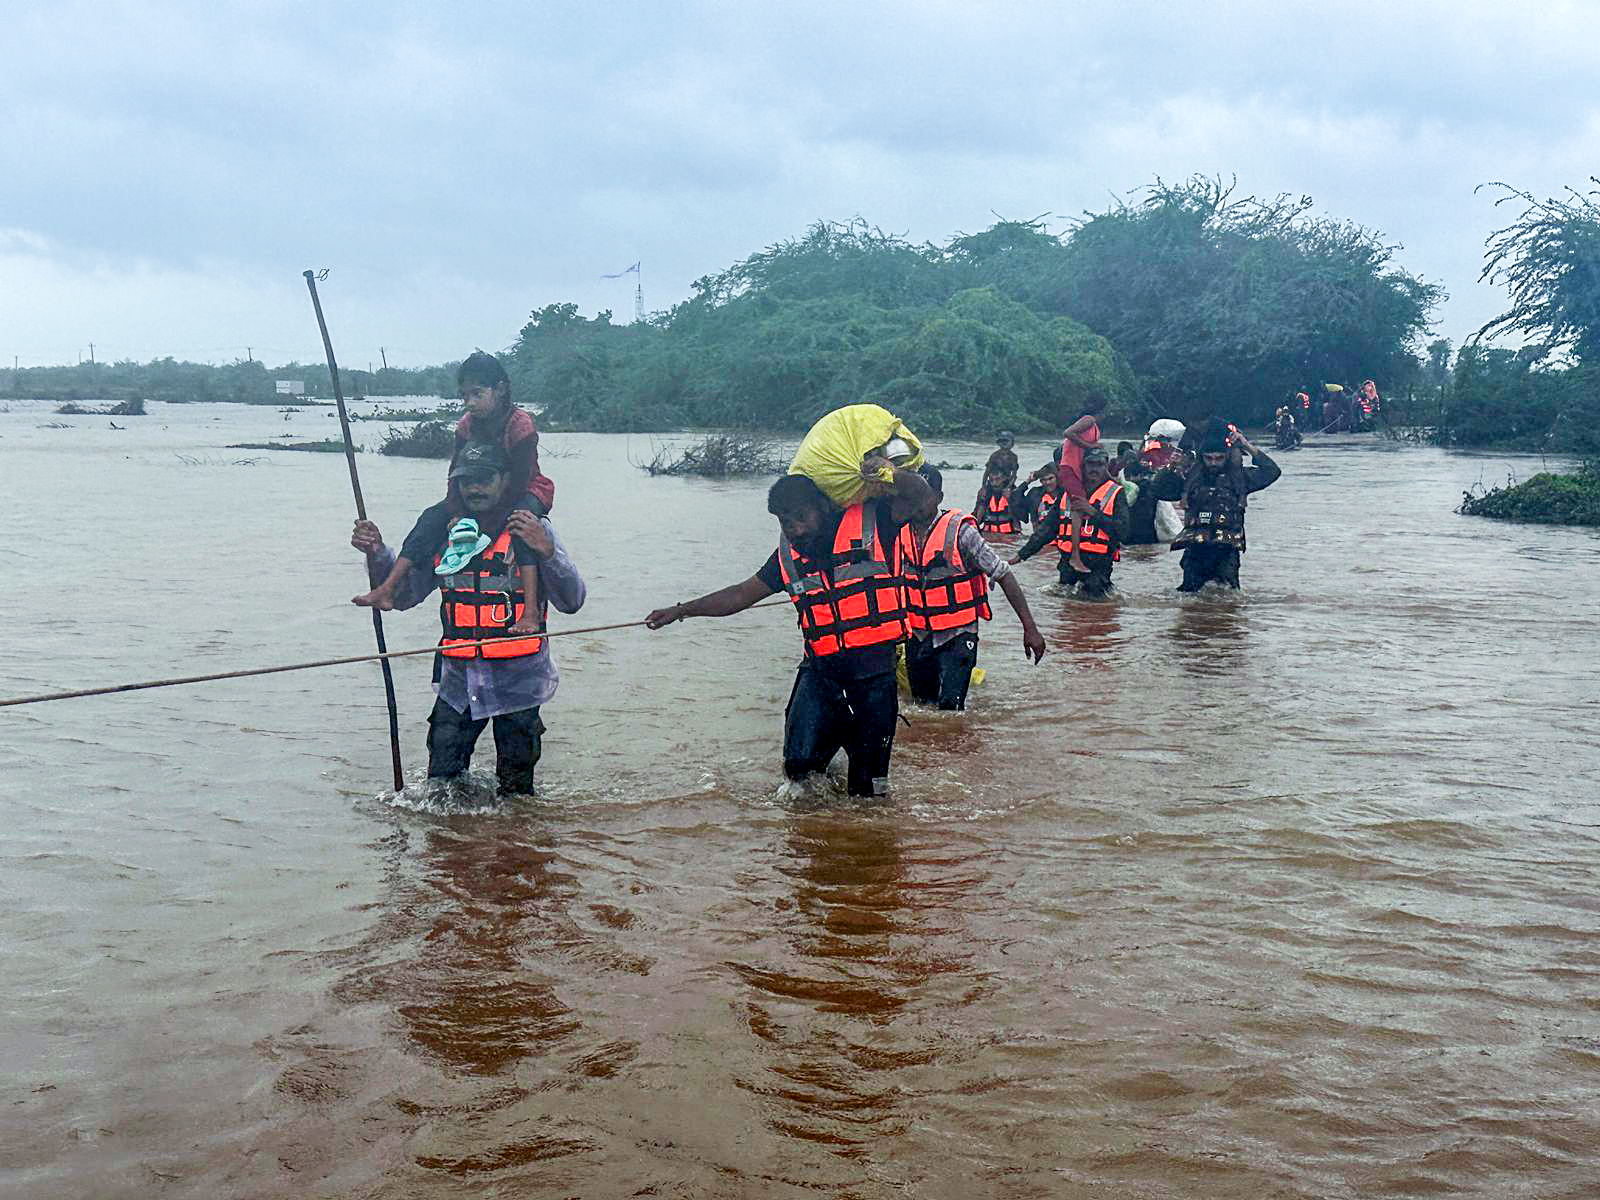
[379,420,455,458]
[1458,466,1600,525]
[638,434,785,477]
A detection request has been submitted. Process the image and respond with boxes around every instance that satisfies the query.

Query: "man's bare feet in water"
[352,581,398,610]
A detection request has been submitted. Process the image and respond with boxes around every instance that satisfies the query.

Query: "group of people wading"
[350,353,1280,800]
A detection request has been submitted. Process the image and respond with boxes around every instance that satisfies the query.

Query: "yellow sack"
[789,403,924,509]
[895,642,986,696]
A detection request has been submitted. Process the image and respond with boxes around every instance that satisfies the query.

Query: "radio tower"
[634,262,644,324]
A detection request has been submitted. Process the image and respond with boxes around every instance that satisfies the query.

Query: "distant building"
[275,380,305,396]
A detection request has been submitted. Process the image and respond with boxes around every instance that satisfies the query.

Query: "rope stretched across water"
[0,601,790,710]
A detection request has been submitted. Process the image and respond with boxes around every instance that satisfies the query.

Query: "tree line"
[9,175,1596,451]
[1,356,457,406]
[508,177,1440,435]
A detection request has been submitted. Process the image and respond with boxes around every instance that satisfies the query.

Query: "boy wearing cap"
[350,442,586,793]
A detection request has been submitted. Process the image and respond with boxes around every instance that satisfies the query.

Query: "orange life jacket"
[436,527,544,659]
[1054,479,1123,561]
[778,500,909,657]
[897,509,992,634]
[1035,488,1059,523]
[977,490,1017,534]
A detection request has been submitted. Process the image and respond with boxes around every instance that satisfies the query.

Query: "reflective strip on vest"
[778,500,909,657]
[436,527,545,659]
[1055,480,1122,561]
[897,509,992,633]
[976,491,1017,533]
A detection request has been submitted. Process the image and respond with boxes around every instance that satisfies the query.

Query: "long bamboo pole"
[303,270,405,790]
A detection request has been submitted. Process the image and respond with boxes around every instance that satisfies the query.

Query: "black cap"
[449,442,510,480]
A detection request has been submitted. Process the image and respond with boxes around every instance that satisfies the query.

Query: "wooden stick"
[0,603,789,710]
[303,270,405,790]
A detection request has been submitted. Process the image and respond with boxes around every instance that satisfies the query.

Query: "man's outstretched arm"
[646,576,777,629]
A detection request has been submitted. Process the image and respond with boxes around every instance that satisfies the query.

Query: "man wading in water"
[899,465,1046,710]
[644,456,933,797]
[1011,445,1129,598]
[354,351,556,612]
[1146,419,1281,591]
[350,443,586,793]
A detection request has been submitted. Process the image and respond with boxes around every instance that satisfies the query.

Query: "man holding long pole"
[303,269,406,789]
[350,444,587,794]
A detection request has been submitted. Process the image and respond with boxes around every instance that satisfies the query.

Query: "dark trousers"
[783,665,898,797]
[906,632,978,710]
[1178,545,1241,591]
[426,697,545,793]
[1059,553,1115,597]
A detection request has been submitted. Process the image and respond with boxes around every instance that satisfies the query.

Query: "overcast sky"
[3,0,1595,369]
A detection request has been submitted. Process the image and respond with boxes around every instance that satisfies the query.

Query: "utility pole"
[379,346,388,371]
[88,343,95,365]
[246,346,253,362]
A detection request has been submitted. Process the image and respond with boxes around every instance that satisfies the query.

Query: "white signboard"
[275,380,306,396]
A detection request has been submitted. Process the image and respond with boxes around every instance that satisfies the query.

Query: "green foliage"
[508,225,1140,434]
[1459,464,1600,525]
[226,440,348,453]
[1429,348,1600,455]
[638,434,785,477]
[1476,179,1600,364]
[1052,177,1442,426]
[378,420,456,458]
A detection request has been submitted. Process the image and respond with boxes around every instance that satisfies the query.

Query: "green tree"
[1052,176,1442,426]
[1476,179,1600,363]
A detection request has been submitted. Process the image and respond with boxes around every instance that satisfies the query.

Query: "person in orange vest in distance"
[973,465,1021,534]
[1011,446,1129,599]
[1021,453,1062,525]
[899,466,1046,710]
[349,442,587,794]
[644,456,933,797]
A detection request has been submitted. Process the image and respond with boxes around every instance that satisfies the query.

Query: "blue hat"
[435,517,492,575]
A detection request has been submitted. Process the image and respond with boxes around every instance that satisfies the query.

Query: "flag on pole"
[602,261,640,278]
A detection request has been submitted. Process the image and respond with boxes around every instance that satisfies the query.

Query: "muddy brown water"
[3,402,1598,1198]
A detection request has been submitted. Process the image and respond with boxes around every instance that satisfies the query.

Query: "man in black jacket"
[1146,420,1280,590]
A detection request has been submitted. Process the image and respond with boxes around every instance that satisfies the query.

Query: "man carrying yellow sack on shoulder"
[644,453,931,798]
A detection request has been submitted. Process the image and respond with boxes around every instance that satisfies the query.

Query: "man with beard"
[349,442,586,793]
[644,457,933,797]
[1145,420,1281,591]
[1011,446,1130,598]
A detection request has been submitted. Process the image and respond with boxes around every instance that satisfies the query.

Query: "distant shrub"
[379,420,455,458]
[1459,466,1600,525]
[638,434,785,477]
[225,440,348,453]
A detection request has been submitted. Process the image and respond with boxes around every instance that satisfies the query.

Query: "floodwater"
[2,400,1598,1198]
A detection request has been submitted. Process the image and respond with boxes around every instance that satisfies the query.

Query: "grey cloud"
[3,0,1596,362]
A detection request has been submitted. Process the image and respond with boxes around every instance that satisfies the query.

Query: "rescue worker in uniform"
[973,466,1021,534]
[1145,420,1281,591]
[349,442,587,793]
[1021,457,1061,526]
[899,466,1046,710]
[1011,446,1129,598]
[644,457,933,797]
